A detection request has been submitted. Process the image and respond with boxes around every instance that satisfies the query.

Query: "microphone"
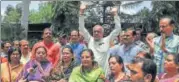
[24,64,37,79]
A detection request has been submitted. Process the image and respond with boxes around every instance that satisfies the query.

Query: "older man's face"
[42,29,52,42]
[159,18,173,36]
[70,31,79,43]
[20,41,29,53]
[93,25,104,41]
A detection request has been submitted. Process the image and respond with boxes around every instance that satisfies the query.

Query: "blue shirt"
[68,43,86,65]
[109,43,143,73]
[153,34,179,73]
[109,43,143,63]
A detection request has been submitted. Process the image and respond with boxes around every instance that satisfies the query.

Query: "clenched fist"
[111,7,118,16]
[80,4,87,15]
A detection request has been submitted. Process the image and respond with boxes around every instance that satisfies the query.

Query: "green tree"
[1,3,24,41]
[3,4,21,23]
[137,1,179,34]
[29,2,53,23]
[50,1,80,37]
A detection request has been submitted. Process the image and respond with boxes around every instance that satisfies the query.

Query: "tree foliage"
[50,1,80,37]
[136,1,179,34]
[29,2,53,23]
[3,4,21,23]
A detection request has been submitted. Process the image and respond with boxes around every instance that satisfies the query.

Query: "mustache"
[46,36,51,38]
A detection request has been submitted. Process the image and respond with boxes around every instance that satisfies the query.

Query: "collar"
[166,33,174,40]
[43,40,54,49]
[21,52,30,58]
[70,43,80,48]
[124,43,136,51]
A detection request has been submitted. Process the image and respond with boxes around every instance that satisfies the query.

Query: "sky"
[1,1,152,16]
[1,1,42,16]
[121,1,152,15]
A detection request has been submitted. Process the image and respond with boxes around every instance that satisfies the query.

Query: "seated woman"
[69,49,105,82]
[157,53,179,82]
[106,55,128,82]
[17,46,52,82]
[44,45,77,81]
[1,47,23,82]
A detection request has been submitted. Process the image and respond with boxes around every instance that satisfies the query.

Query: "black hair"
[108,55,125,72]
[131,58,157,82]
[7,47,21,62]
[126,28,136,36]
[1,41,4,48]
[137,51,152,60]
[35,46,47,54]
[62,45,74,54]
[43,28,52,33]
[19,40,28,47]
[167,53,179,65]
[42,28,52,37]
[61,45,74,61]
[70,29,80,36]
[160,16,175,25]
[132,30,137,36]
[1,41,11,49]
[81,49,94,60]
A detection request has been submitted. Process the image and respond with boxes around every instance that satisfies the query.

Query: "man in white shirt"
[79,3,121,74]
[20,40,31,64]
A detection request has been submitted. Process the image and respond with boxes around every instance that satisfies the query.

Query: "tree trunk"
[21,0,30,40]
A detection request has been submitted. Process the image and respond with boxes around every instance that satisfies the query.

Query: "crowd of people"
[0,3,179,82]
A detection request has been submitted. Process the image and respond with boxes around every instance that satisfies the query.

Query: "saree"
[16,59,52,82]
[43,60,77,81]
[1,62,23,82]
[158,73,179,82]
[69,65,105,82]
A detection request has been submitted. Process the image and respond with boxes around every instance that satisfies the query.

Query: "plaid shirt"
[153,34,179,73]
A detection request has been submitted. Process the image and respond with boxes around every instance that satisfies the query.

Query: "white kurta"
[79,15,121,74]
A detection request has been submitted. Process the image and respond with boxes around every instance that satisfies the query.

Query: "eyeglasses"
[159,24,170,28]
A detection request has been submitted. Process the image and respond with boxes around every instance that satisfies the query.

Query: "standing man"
[20,40,31,64]
[147,16,179,73]
[1,41,11,58]
[67,30,86,65]
[31,28,60,67]
[134,28,148,52]
[13,40,20,48]
[79,3,121,73]
[109,29,143,73]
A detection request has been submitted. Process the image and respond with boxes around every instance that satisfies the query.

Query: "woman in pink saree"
[156,53,179,82]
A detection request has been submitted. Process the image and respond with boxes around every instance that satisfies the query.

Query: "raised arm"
[108,7,121,40]
[146,34,154,55]
[79,4,91,42]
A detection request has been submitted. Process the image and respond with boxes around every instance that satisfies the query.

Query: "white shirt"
[79,15,121,74]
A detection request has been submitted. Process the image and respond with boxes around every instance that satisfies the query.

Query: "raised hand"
[160,33,167,53]
[80,4,87,15]
[146,34,154,54]
[111,7,118,16]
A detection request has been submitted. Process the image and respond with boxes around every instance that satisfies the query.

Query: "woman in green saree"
[69,49,105,82]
